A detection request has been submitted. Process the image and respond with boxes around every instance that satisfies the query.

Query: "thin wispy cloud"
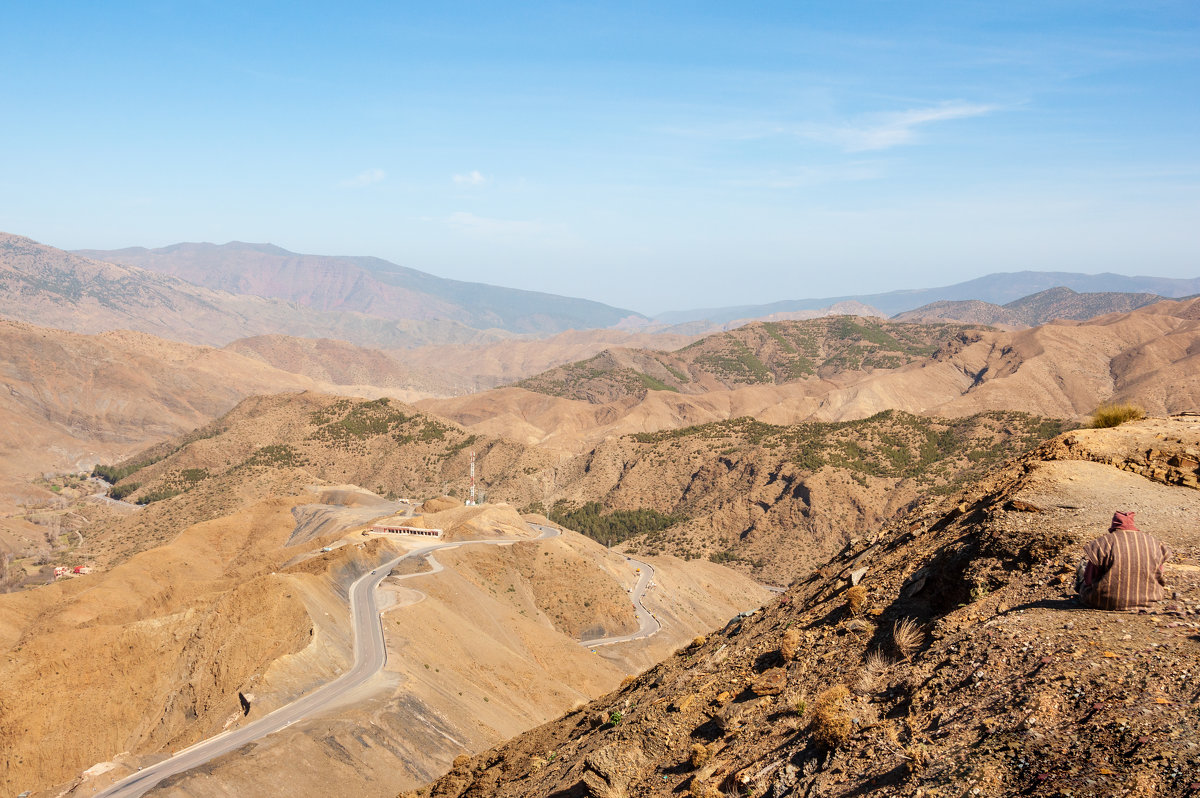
[798,102,999,152]
[340,168,386,188]
[453,170,487,185]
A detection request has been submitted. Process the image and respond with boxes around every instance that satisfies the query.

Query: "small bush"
[845,585,867,616]
[608,710,623,726]
[810,685,852,748]
[892,618,923,661]
[1091,403,1145,428]
[689,742,711,769]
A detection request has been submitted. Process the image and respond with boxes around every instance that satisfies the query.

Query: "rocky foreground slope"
[418,415,1200,798]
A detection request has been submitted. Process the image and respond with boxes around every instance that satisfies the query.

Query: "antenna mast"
[467,450,477,505]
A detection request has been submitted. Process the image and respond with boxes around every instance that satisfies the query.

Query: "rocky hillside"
[419,414,1200,798]
[87,393,558,563]
[396,327,701,394]
[77,240,645,335]
[80,389,1071,587]
[515,318,982,403]
[895,286,1171,327]
[521,410,1072,585]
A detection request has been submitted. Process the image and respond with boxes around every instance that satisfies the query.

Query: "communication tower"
[467,450,477,505]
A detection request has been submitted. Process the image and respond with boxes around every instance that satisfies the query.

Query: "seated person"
[1076,511,1170,611]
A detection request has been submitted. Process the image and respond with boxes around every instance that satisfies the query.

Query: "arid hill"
[894,286,1170,327]
[514,317,982,403]
[0,233,503,348]
[520,411,1072,585]
[396,327,701,393]
[77,240,644,335]
[424,298,1200,454]
[87,393,556,556]
[93,391,1070,586]
[0,320,328,481]
[222,335,453,394]
[420,414,1200,798]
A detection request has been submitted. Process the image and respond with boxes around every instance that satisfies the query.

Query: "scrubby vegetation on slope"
[515,317,985,402]
[539,410,1075,579]
[86,393,551,561]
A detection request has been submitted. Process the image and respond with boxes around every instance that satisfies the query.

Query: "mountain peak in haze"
[893,285,1175,327]
[657,270,1200,325]
[76,241,645,335]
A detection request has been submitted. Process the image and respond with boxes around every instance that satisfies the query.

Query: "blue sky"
[2,1,1198,314]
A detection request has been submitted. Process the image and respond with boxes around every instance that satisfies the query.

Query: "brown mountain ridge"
[0,233,505,348]
[514,317,984,403]
[424,297,1200,456]
[75,240,644,335]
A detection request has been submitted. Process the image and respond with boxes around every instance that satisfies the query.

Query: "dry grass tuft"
[844,618,874,637]
[691,635,708,648]
[689,742,711,769]
[856,649,890,694]
[810,685,852,748]
[892,618,923,661]
[780,627,802,662]
[845,585,868,615]
[1091,402,1145,428]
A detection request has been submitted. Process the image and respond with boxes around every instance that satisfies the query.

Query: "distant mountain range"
[892,286,1176,327]
[75,241,644,335]
[4,231,1198,350]
[655,270,1200,324]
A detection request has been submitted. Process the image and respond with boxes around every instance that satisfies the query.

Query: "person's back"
[1078,511,1170,611]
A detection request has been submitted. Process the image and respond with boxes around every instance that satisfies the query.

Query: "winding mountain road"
[581,556,660,648]
[94,520,654,798]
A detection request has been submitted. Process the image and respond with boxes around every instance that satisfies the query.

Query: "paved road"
[93,521,597,798]
[580,556,661,648]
